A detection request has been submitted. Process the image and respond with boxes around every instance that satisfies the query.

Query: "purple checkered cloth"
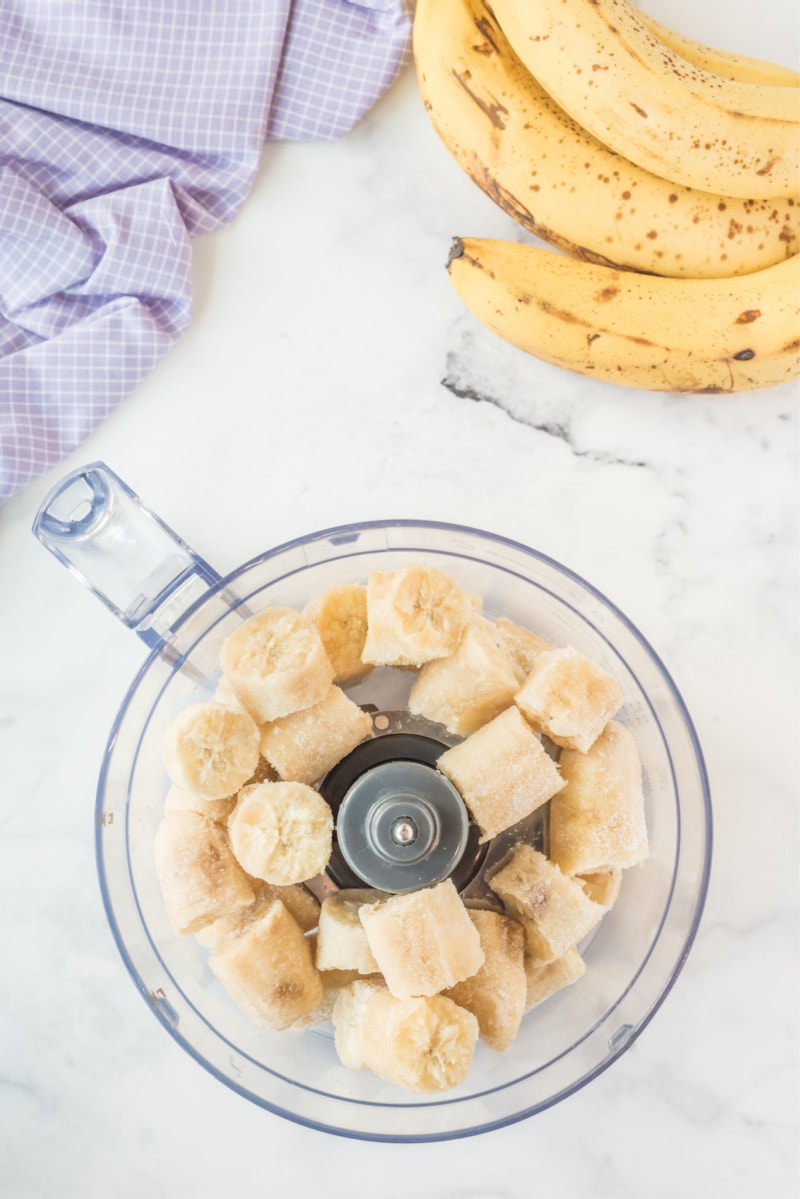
[0,0,412,504]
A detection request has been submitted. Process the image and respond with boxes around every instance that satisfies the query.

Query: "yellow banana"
[446,237,800,393]
[635,9,800,88]
[487,0,800,199]
[413,0,798,278]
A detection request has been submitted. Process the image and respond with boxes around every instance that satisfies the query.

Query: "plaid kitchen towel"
[0,0,412,504]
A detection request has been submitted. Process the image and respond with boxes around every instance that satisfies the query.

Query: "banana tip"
[447,238,465,269]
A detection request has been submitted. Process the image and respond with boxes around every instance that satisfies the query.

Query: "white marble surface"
[1,1,798,1194]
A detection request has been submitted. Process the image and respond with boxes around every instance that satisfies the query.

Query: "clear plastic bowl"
[33,470,711,1141]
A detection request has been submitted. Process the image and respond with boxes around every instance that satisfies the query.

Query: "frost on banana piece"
[361,565,474,668]
[258,686,373,785]
[514,645,623,754]
[489,845,604,965]
[315,889,387,974]
[209,899,323,1031]
[443,909,527,1052]
[155,810,255,936]
[332,978,389,1068]
[162,701,260,800]
[164,785,237,824]
[524,947,586,1011]
[227,781,333,886]
[408,615,521,736]
[575,869,623,910]
[493,617,552,683]
[361,992,480,1093]
[549,722,649,875]
[438,706,565,842]
[219,607,335,724]
[358,878,484,999]
[194,878,321,951]
[302,583,373,684]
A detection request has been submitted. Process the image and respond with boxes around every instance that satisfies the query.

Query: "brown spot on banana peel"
[474,14,500,54]
[735,309,762,323]
[452,69,508,129]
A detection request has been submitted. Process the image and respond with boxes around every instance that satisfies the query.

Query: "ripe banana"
[302,583,373,684]
[227,780,333,885]
[447,237,800,393]
[413,0,798,278]
[487,0,799,199]
[361,564,474,667]
[634,8,800,88]
[315,889,386,974]
[443,909,527,1052]
[161,701,260,800]
[514,645,623,754]
[155,810,255,936]
[258,684,373,785]
[360,992,480,1093]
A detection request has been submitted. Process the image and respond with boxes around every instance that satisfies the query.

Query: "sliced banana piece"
[524,947,586,1011]
[489,844,604,965]
[361,992,480,1093]
[332,978,389,1069]
[408,615,520,735]
[227,781,333,885]
[359,878,484,999]
[220,607,334,724]
[303,584,373,684]
[164,784,237,824]
[162,701,260,800]
[493,618,552,683]
[155,810,255,936]
[550,721,649,875]
[195,877,321,951]
[438,705,564,842]
[209,899,323,1031]
[314,889,387,974]
[575,869,623,910]
[361,565,473,667]
[514,645,622,753]
[258,685,373,785]
[444,909,527,1052]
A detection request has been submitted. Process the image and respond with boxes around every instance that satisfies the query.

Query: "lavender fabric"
[0,0,412,504]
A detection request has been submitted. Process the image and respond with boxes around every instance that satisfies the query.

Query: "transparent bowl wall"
[96,521,711,1141]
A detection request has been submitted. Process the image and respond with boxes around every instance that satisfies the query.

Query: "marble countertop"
[1,1,798,1194]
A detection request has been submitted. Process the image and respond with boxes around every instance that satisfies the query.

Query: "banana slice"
[408,615,521,736]
[514,646,622,753]
[154,810,255,936]
[443,909,527,1052]
[227,781,333,885]
[361,992,480,1093]
[314,889,387,974]
[162,701,260,800]
[302,584,373,684]
[524,947,586,1011]
[575,870,623,910]
[195,877,321,950]
[358,878,484,999]
[550,721,649,875]
[438,706,564,842]
[493,618,552,684]
[361,565,473,667]
[332,978,389,1068]
[489,845,604,965]
[219,607,334,724]
[164,784,237,824]
[258,685,373,785]
[209,899,323,1031]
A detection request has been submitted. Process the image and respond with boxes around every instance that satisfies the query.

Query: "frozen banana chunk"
[164,785,236,823]
[576,869,623,910]
[195,878,320,950]
[549,721,648,875]
[162,701,260,800]
[292,964,380,1030]
[220,607,334,724]
[489,845,603,965]
[494,617,552,683]
[155,810,255,936]
[213,674,244,707]
[514,645,623,753]
[444,909,526,1052]
[332,978,389,1068]
[361,564,473,667]
[358,878,484,999]
[437,706,565,842]
[524,947,586,1011]
[258,685,373,784]
[315,889,387,974]
[361,992,480,1093]
[210,899,323,1031]
[302,584,373,684]
[408,615,521,735]
[227,781,333,886]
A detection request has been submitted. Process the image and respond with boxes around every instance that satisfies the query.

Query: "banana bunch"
[413,0,800,393]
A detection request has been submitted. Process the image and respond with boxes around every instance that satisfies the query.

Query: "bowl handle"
[32,461,224,651]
